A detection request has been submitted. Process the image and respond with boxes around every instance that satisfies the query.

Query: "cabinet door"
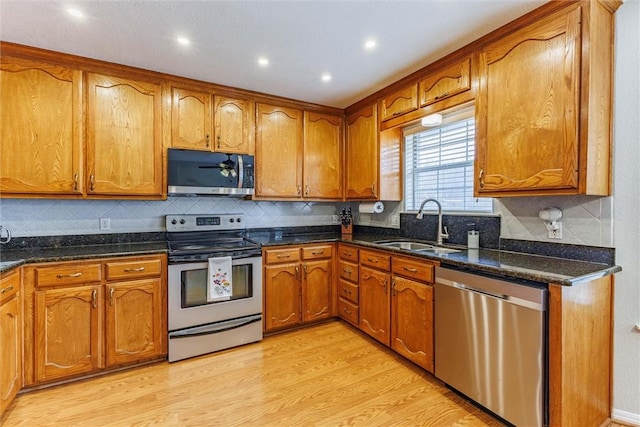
[302,259,332,323]
[171,87,213,150]
[264,263,301,331]
[346,104,378,199]
[391,276,434,372]
[379,84,418,121]
[476,8,581,195]
[303,112,342,199]
[214,96,254,154]
[418,57,472,107]
[34,285,103,382]
[105,278,164,366]
[255,104,303,198]
[0,272,21,415]
[86,73,163,197]
[0,56,83,195]
[359,266,390,345]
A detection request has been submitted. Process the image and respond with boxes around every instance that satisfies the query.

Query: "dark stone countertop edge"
[255,232,620,286]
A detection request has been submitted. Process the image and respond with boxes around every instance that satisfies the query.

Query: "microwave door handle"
[237,155,244,188]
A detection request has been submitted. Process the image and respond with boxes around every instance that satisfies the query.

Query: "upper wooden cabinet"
[418,56,472,108]
[475,2,617,196]
[255,103,304,198]
[345,104,378,200]
[86,72,163,197]
[303,112,343,199]
[0,56,83,196]
[214,96,255,154]
[170,87,213,151]
[379,84,418,122]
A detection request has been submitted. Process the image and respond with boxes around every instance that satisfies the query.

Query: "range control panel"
[166,213,246,232]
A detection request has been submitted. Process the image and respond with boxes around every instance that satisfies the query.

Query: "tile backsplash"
[0,197,339,237]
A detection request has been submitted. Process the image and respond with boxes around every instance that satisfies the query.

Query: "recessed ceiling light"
[67,7,83,18]
[177,37,190,46]
[321,73,332,82]
[364,39,377,50]
[258,57,269,67]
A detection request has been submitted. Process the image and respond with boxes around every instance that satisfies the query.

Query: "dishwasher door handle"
[455,282,507,300]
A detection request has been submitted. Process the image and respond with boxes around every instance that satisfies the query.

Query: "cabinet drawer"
[35,263,102,287]
[302,245,333,260]
[338,245,359,262]
[265,248,301,264]
[418,57,472,107]
[0,269,20,303]
[105,258,162,281]
[392,257,435,283]
[360,250,391,271]
[338,260,359,283]
[338,297,358,326]
[338,279,358,305]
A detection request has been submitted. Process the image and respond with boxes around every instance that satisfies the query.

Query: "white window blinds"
[404,114,492,212]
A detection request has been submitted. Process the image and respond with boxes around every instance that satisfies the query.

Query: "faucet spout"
[416,198,448,245]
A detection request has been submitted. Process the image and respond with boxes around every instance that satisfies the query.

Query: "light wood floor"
[1,321,626,426]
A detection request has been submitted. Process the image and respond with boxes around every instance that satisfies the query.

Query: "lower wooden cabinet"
[359,265,391,345]
[0,269,22,415]
[23,254,167,386]
[263,244,333,333]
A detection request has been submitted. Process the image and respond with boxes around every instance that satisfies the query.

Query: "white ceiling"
[0,0,547,109]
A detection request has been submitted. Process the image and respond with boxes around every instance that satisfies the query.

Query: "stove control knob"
[171,219,177,225]
[180,219,186,225]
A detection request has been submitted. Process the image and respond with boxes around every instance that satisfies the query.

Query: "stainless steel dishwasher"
[435,266,547,427]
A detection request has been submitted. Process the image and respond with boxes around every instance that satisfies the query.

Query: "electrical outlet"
[100,217,111,230]
[548,222,562,239]
[332,215,340,225]
[390,214,400,227]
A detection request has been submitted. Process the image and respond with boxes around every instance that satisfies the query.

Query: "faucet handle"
[441,226,449,239]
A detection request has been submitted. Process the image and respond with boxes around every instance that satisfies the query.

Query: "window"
[404,108,492,212]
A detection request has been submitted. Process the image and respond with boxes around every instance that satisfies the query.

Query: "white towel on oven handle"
[207,256,233,301]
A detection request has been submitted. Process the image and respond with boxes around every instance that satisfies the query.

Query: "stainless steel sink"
[375,241,461,254]
[376,241,436,251]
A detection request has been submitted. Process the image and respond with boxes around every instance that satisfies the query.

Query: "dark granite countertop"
[0,242,167,274]
[252,231,620,286]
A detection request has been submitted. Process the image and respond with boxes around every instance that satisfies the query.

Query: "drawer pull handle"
[479,168,485,189]
[57,272,82,279]
[276,254,291,258]
[403,267,418,273]
[434,91,450,100]
[1,285,14,294]
[342,288,352,295]
[342,307,353,315]
[123,267,145,272]
[368,258,378,263]
[91,289,97,309]
[109,287,115,306]
[311,250,325,255]
[344,251,352,256]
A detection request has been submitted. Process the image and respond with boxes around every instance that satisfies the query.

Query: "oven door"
[168,256,262,331]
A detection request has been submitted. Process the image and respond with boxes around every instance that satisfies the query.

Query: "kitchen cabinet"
[418,56,472,108]
[476,1,617,196]
[358,249,391,346]
[263,244,333,333]
[170,87,213,151]
[255,103,304,198]
[104,258,165,367]
[345,104,378,200]
[303,112,343,199]
[379,84,418,122]
[0,56,83,196]
[86,72,163,197]
[0,269,22,415]
[390,256,436,372]
[214,95,255,154]
[337,244,359,326]
[22,254,167,386]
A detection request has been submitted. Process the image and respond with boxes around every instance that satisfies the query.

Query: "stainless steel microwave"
[167,148,255,196]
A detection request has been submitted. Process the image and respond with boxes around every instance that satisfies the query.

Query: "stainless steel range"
[166,213,263,362]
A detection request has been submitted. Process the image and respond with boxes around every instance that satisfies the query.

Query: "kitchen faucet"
[416,198,449,245]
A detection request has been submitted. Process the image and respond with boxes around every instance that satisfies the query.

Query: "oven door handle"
[169,314,262,339]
